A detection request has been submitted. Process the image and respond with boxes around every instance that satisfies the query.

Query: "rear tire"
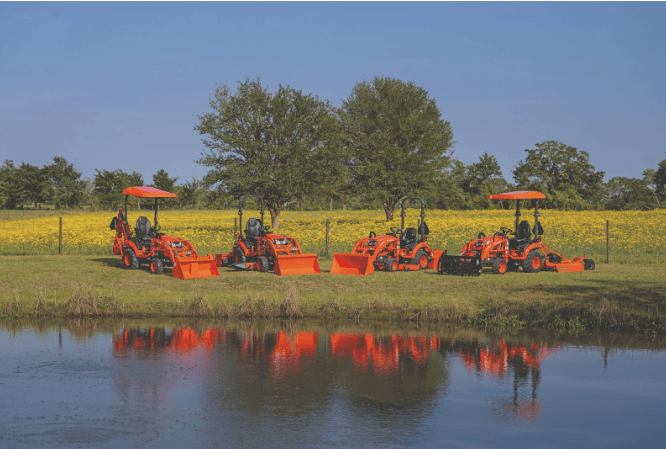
[412,250,429,270]
[523,250,542,273]
[492,258,507,275]
[256,256,269,272]
[386,257,398,272]
[584,259,596,271]
[150,258,164,274]
[123,248,139,269]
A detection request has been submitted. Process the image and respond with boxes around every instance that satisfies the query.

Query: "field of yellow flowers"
[1,209,665,263]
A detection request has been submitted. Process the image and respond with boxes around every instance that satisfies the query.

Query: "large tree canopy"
[195,78,342,229]
[339,76,454,221]
[512,141,605,210]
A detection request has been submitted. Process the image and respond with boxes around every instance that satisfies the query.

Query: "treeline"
[2,76,665,222]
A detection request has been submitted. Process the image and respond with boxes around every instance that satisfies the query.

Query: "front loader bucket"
[274,253,321,276]
[172,254,220,280]
[437,254,482,276]
[330,254,375,276]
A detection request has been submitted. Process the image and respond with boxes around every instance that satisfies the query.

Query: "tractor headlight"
[273,238,289,246]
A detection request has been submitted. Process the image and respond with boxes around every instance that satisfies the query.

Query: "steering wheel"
[477,232,486,239]
[500,227,512,236]
[369,231,376,238]
[389,227,401,236]
[152,225,161,235]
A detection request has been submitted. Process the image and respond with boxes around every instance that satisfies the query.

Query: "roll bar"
[238,195,265,230]
[398,197,427,237]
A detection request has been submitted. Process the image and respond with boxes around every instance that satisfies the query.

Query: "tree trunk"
[383,200,396,221]
[329,198,333,212]
[269,206,280,231]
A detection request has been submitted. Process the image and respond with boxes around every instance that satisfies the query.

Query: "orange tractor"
[215,196,320,276]
[110,186,219,279]
[437,190,595,275]
[331,197,444,275]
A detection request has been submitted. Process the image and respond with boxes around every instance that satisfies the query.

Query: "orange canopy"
[487,190,546,200]
[122,186,177,198]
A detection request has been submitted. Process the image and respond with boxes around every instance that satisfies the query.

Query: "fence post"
[59,216,62,255]
[326,218,330,257]
[606,219,609,264]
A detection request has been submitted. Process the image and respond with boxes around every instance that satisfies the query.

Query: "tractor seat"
[134,216,153,246]
[245,218,265,244]
[400,227,419,251]
[509,220,532,250]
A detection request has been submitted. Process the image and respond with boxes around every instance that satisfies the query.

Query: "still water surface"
[1,321,665,448]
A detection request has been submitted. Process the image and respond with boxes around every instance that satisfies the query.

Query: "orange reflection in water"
[269,331,318,377]
[459,340,558,377]
[458,340,560,425]
[113,328,221,354]
[330,333,440,374]
[113,328,318,378]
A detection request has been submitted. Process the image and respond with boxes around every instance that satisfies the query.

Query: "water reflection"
[455,339,559,425]
[3,321,665,448]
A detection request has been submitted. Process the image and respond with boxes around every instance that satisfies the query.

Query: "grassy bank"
[1,255,664,333]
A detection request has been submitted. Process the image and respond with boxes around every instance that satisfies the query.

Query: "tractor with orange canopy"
[215,196,320,276]
[110,186,219,279]
[330,197,444,275]
[437,190,595,275]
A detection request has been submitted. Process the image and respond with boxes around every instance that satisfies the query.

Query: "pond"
[1,321,665,448]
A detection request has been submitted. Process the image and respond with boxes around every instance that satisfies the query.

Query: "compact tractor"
[437,190,595,275]
[331,197,444,275]
[110,186,219,279]
[215,196,320,276]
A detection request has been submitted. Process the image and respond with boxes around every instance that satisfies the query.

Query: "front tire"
[523,250,542,273]
[256,256,269,272]
[123,248,139,269]
[385,257,398,272]
[492,257,507,274]
[150,258,164,274]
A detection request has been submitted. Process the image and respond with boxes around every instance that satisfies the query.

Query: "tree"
[642,168,660,208]
[152,169,179,192]
[602,176,655,210]
[655,153,666,205]
[431,160,472,210]
[0,160,20,209]
[461,152,511,209]
[45,156,86,208]
[93,169,144,209]
[512,141,605,210]
[17,163,49,209]
[179,178,201,208]
[195,78,342,229]
[339,76,454,220]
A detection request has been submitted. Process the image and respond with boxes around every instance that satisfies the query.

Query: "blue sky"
[1,2,664,184]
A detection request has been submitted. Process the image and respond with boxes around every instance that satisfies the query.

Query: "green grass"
[1,255,664,333]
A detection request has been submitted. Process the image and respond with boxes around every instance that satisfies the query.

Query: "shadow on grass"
[507,279,666,309]
[90,257,123,269]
